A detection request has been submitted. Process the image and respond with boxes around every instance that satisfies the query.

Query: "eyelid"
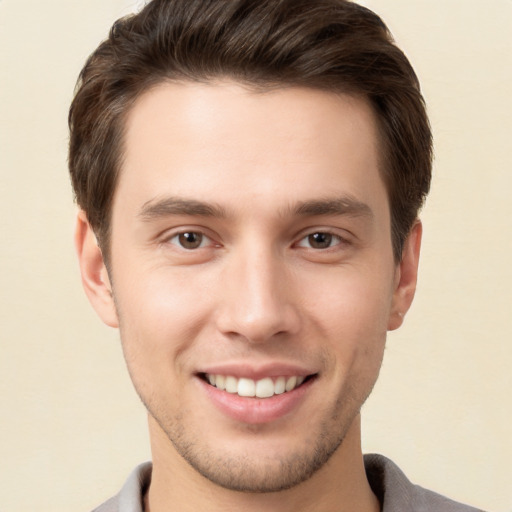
[160,226,220,249]
[296,233,343,249]
[170,232,210,249]
[294,228,351,248]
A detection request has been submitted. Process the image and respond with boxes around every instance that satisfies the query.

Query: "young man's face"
[78,81,420,492]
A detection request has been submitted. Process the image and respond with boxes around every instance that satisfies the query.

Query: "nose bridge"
[216,239,299,342]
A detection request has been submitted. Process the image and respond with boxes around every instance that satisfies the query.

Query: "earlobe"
[74,210,119,328]
[388,220,422,331]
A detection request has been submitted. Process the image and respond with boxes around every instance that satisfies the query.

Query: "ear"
[74,210,119,328]
[388,220,422,331]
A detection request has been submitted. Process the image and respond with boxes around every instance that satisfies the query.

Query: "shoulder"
[91,495,119,512]
[364,454,486,512]
[90,462,152,512]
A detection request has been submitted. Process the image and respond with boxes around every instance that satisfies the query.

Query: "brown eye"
[307,232,333,249]
[176,232,204,249]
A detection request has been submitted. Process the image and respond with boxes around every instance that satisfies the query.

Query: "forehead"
[114,80,387,221]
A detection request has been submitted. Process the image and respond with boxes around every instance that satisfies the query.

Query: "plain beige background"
[1,1,510,511]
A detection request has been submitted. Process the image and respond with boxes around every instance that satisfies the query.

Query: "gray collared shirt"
[91,454,486,512]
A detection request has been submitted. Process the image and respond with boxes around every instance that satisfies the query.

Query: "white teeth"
[215,374,226,391]
[274,376,286,395]
[255,377,274,398]
[238,378,256,397]
[285,376,297,392]
[225,376,238,393]
[205,374,307,398]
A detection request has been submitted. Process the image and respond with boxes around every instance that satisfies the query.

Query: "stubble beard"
[114,301,383,494]
[145,392,360,494]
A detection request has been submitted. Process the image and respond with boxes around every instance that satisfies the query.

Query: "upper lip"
[197,362,316,381]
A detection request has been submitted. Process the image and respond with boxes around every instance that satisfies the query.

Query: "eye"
[168,231,211,250]
[297,232,342,249]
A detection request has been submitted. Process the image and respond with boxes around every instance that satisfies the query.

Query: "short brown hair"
[68,0,432,263]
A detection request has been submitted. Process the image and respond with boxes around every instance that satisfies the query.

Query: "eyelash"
[295,231,345,250]
[166,231,216,250]
[164,229,347,251]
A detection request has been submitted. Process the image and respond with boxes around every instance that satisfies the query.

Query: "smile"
[204,374,307,398]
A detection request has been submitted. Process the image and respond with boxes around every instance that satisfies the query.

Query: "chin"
[157,413,349,493]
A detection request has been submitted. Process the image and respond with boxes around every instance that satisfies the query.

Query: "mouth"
[200,373,315,398]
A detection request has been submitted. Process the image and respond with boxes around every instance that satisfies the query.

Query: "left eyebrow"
[290,196,373,219]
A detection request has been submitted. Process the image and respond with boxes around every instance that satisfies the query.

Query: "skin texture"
[76,81,421,512]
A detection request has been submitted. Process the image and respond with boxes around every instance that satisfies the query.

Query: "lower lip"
[198,377,315,424]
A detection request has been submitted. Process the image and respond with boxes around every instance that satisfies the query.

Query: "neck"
[145,415,380,512]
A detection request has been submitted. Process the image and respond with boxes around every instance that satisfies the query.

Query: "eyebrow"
[291,197,373,219]
[138,197,227,220]
[138,195,373,221]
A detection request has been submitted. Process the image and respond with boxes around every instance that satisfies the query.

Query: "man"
[68,1,483,511]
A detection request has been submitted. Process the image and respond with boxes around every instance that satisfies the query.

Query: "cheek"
[303,263,394,331]
[112,264,216,378]
[112,272,211,411]
[299,264,393,369]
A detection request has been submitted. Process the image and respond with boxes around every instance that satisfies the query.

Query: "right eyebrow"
[138,197,227,221]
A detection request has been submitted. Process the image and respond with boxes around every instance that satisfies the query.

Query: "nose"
[215,246,301,344]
